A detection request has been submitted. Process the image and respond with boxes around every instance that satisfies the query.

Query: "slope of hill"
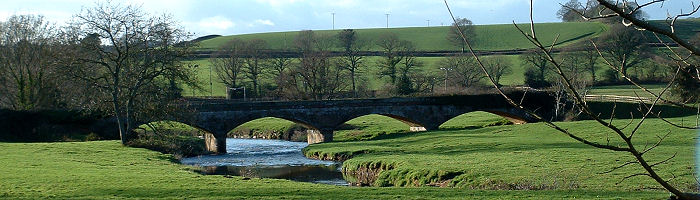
[644,18,700,43]
[197,22,608,51]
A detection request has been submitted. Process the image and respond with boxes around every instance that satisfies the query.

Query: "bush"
[524,67,551,88]
[127,130,208,158]
[0,109,117,142]
[601,68,620,84]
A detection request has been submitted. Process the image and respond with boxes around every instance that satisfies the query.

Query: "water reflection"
[181,138,347,186]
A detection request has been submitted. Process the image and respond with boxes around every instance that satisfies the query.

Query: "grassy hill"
[198,22,608,51]
[645,18,700,43]
[186,19,699,97]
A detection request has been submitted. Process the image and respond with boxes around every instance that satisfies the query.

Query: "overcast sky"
[1,0,698,37]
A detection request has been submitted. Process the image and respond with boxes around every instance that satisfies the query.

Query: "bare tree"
[445,0,700,198]
[396,42,422,95]
[293,30,346,100]
[267,53,293,98]
[447,17,476,52]
[557,0,585,22]
[559,51,590,88]
[210,38,246,92]
[521,49,551,88]
[376,33,406,85]
[484,56,512,86]
[578,42,600,84]
[65,2,196,144]
[598,24,649,81]
[0,15,60,110]
[242,39,268,97]
[438,55,483,89]
[337,29,368,98]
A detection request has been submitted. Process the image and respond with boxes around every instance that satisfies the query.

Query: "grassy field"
[587,84,668,97]
[0,141,668,199]
[198,22,607,51]
[184,55,528,97]
[3,112,694,199]
[198,19,700,52]
[304,113,698,192]
[187,19,700,98]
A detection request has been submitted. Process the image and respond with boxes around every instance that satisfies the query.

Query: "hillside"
[197,22,608,51]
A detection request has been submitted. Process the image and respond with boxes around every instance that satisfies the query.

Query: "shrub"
[127,130,208,158]
[523,67,550,88]
[601,68,620,84]
[0,109,117,142]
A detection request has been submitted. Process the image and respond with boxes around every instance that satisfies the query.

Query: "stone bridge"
[179,92,556,153]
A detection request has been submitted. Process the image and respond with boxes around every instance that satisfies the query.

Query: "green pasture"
[198,22,607,51]
[304,113,698,191]
[587,84,671,99]
[2,110,694,199]
[184,55,529,97]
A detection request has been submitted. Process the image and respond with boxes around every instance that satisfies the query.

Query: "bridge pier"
[204,132,227,154]
[307,129,333,144]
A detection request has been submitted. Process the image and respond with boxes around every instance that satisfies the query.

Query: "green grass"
[304,114,698,193]
[587,84,670,99]
[198,22,607,51]
[645,19,700,43]
[3,117,692,199]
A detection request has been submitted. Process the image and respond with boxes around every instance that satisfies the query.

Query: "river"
[181,138,348,186]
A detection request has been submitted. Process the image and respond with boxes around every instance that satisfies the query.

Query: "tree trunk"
[351,70,356,98]
[112,90,128,145]
[125,97,135,142]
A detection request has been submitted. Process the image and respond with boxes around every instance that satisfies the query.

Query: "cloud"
[254,19,275,26]
[198,16,235,30]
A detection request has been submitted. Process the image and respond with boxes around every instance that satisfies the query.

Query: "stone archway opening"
[334,114,425,141]
[438,111,516,130]
[229,117,311,142]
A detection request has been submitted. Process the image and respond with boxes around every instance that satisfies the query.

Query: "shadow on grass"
[554,32,595,46]
[156,154,179,163]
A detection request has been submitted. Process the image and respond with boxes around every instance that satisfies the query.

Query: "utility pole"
[426,19,430,27]
[209,65,213,97]
[385,13,389,28]
[440,67,452,92]
[332,12,335,30]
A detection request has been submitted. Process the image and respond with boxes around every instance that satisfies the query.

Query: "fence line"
[584,95,653,103]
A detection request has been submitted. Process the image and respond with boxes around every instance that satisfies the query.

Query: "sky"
[0,0,698,38]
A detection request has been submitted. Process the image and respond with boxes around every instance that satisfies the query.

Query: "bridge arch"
[337,112,429,132]
[227,117,316,141]
[227,115,319,133]
[437,111,518,130]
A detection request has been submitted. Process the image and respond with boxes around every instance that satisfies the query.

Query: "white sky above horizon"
[1,0,698,38]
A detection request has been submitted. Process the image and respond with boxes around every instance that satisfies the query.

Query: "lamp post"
[439,67,452,92]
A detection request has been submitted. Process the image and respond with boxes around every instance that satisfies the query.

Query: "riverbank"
[0,141,671,199]
[303,116,698,192]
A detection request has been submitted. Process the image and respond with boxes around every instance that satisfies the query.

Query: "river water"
[181,138,348,186]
